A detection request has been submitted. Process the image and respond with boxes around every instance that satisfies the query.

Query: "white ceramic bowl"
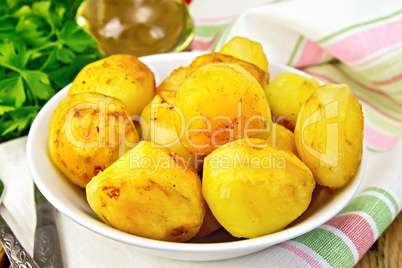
[26,52,366,261]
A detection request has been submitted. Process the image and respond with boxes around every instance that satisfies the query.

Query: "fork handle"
[0,221,40,268]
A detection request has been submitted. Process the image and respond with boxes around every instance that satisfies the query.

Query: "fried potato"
[48,92,139,187]
[268,123,298,156]
[186,52,267,87]
[202,138,315,238]
[69,54,156,116]
[265,72,320,131]
[86,141,205,242]
[156,66,188,93]
[294,84,364,189]
[220,36,269,81]
[175,62,271,156]
[140,91,202,171]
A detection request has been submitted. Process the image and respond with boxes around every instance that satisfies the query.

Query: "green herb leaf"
[23,70,55,101]
[0,0,102,141]
[0,75,25,107]
[0,39,27,70]
[46,64,76,88]
[0,106,15,115]
[59,20,94,53]
[0,106,39,138]
[13,5,32,17]
[0,18,16,32]
[56,45,75,63]
[32,1,54,31]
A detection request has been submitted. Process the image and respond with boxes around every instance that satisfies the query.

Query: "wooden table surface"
[0,212,400,267]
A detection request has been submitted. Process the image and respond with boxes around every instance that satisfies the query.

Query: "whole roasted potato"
[48,92,139,187]
[86,141,205,242]
[268,123,298,156]
[220,36,269,82]
[265,72,320,131]
[140,91,202,171]
[294,84,364,189]
[186,52,268,87]
[69,54,156,116]
[175,62,272,156]
[202,138,315,238]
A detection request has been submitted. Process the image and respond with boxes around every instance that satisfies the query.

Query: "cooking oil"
[76,0,194,56]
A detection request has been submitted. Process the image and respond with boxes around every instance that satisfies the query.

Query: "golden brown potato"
[220,36,269,82]
[86,141,205,242]
[69,54,156,116]
[48,92,139,187]
[159,90,177,105]
[294,84,364,189]
[140,92,203,171]
[202,138,315,238]
[175,62,272,156]
[289,185,333,226]
[186,52,268,87]
[268,123,298,156]
[156,66,188,93]
[265,72,320,131]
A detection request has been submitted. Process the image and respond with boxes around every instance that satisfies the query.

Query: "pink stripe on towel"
[325,18,402,63]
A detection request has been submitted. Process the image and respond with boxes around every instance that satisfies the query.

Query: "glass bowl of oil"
[76,0,194,57]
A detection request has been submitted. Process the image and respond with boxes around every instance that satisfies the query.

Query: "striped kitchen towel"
[271,185,401,267]
[188,0,402,152]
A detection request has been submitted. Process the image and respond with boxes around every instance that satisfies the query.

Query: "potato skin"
[48,92,139,187]
[294,84,364,189]
[156,66,188,93]
[86,141,205,242]
[69,54,156,116]
[202,138,315,238]
[186,52,268,87]
[268,123,298,156]
[220,36,269,81]
[175,62,272,156]
[265,72,320,131]
[140,92,202,171]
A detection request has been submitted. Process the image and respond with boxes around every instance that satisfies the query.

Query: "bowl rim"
[26,51,367,254]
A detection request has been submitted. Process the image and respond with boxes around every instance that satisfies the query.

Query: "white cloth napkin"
[0,136,400,267]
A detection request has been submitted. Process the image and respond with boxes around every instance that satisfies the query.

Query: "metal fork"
[0,178,39,268]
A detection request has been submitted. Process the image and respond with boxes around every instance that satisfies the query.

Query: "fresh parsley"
[0,0,102,141]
